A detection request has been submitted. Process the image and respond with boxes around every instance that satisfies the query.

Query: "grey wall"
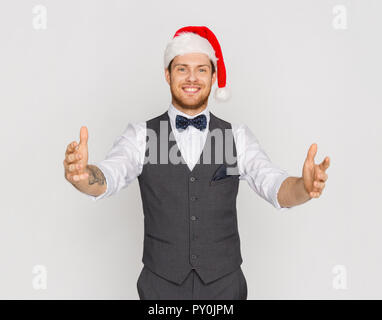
[0,0,381,299]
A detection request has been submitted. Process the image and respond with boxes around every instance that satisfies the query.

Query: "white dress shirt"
[89,104,292,211]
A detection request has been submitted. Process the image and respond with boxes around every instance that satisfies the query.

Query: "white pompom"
[214,87,231,102]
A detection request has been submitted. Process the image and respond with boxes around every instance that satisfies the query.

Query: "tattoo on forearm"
[86,165,106,186]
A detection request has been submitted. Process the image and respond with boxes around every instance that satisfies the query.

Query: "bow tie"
[175,114,207,131]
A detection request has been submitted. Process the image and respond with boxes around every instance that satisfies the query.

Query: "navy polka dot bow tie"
[175,114,207,131]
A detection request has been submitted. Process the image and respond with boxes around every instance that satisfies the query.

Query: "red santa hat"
[164,26,231,102]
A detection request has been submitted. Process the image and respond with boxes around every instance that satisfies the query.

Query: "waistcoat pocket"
[210,175,239,186]
[146,233,172,244]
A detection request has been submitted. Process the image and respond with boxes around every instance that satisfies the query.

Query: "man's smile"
[182,85,201,94]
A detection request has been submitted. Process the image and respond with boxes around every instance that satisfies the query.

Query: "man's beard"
[170,82,212,110]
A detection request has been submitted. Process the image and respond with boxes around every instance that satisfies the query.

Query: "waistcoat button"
[191,254,197,259]
[190,196,197,201]
[191,215,197,221]
[190,176,196,182]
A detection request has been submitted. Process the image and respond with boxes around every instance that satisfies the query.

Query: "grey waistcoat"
[137,110,243,285]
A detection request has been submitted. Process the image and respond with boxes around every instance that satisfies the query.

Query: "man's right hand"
[64,126,89,183]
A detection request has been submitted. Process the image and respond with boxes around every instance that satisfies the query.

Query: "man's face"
[165,52,217,110]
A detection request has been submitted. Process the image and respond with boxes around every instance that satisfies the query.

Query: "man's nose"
[186,70,198,82]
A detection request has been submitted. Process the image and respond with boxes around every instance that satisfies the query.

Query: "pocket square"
[212,164,228,181]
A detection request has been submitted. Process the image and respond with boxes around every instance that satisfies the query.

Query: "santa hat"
[164,26,231,102]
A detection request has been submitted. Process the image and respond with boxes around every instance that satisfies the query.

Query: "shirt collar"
[167,103,210,132]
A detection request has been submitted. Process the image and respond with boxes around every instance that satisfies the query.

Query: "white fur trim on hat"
[214,87,231,102]
[164,32,218,69]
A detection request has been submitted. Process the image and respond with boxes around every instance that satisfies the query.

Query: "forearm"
[277,176,311,208]
[72,164,107,197]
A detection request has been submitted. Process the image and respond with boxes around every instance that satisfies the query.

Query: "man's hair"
[167,58,216,76]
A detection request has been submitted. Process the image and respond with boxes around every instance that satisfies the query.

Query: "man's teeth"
[183,87,200,92]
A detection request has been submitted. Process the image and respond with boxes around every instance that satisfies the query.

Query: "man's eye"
[199,69,206,72]
[178,68,185,71]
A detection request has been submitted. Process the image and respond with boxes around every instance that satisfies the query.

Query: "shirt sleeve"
[232,123,292,212]
[87,121,146,201]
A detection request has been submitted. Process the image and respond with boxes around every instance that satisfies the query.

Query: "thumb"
[79,126,88,146]
[306,143,317,163]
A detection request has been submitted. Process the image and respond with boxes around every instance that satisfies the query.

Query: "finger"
[63,159,72,170]
[79,126,88,146]
[317,172,328,182]
[309,191,321,198]
[307,143,317,163]
[68,162,84,173]
[313,181,325,191]
[65,141,78,155]
[63,159,68,171]
[319,156,330,171]
[65,151,82,164]
[72,172,89,182]
[314,170,326,182]
[65,153,76,163]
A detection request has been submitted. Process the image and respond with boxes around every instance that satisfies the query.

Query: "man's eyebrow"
[173,63,211,68]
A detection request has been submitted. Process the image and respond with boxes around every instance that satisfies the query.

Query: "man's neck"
[171,101,208,116]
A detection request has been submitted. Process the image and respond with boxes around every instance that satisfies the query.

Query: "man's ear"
[211,70,217,86]
[165,68,170,85]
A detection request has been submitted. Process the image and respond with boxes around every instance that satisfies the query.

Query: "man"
[63,26,330,300]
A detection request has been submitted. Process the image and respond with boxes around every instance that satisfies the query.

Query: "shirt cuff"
[273,172,293,212]
[86,163,113,202]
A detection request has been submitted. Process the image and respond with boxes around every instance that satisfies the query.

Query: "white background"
[0,0,381,299]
